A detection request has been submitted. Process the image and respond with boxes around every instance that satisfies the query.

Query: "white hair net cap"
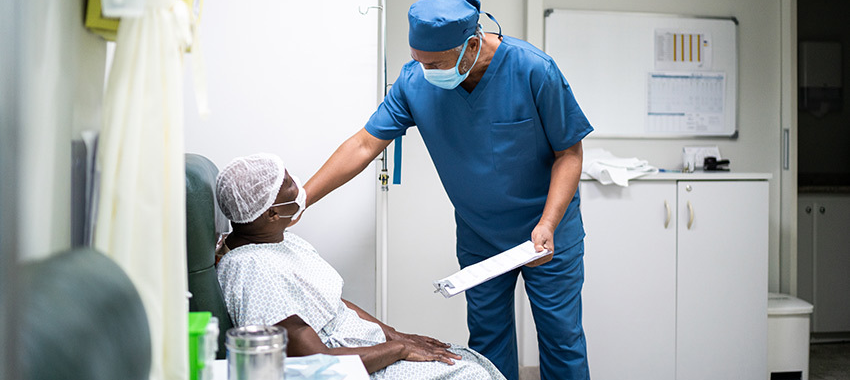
[216,153,286,224]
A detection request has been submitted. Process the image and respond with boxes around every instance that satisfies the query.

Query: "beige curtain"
[95,0,193,379]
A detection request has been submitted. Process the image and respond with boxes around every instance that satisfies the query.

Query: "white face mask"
[270,175,306,220]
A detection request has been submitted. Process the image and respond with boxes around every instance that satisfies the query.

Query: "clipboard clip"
[433,280,454,297]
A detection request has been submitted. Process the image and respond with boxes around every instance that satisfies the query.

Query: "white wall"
[183,0,381,311]
[17,0,107,261]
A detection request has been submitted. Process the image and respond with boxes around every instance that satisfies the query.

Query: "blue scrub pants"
[458,241,589,380]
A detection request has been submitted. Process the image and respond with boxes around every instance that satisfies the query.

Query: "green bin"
[189,311,218,380]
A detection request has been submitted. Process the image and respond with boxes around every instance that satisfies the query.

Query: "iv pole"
[378,0,389,322]
[361,1,389,321]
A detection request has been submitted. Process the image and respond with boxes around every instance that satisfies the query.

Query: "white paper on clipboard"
[433,241,551,298]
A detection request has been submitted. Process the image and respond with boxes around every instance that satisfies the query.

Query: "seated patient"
[215,153,505,379]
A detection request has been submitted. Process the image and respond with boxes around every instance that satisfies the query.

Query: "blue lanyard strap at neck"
[481,12,502,38]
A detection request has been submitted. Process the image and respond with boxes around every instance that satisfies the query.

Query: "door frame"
[779,0,798,295]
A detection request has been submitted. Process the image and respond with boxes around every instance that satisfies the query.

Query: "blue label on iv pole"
[392,136,402,185]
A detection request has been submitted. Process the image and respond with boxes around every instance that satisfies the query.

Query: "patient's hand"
[399,339,461,365]
[385,329,450,350]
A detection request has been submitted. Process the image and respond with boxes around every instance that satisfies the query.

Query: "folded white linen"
[582,148,658,187]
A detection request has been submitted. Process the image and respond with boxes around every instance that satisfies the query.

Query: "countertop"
[581,170,772,181]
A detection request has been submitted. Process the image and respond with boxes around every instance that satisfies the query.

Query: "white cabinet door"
[811,197,850,332]
[581,182,677,380]
[676,181,768,380]
[796,195,850,333]
[797,198,815,307]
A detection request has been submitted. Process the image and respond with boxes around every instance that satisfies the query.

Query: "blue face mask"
[420,34,482,90]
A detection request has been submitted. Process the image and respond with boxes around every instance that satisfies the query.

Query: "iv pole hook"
[359,5,383,15]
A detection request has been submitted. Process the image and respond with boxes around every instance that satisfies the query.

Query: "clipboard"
[433,241,551,298]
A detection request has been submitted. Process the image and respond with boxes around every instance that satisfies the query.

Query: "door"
[581,181,677,380]
[676,181,768,380]
[780,0,797,296]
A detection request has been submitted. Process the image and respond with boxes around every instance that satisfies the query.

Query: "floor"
[810,342,850,380]
[517,342,850,380]
[518,366,540,380]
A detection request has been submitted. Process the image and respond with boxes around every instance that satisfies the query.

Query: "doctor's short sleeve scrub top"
[365,36,593,257]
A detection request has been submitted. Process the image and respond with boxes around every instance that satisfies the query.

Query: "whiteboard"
[544,10,737,138]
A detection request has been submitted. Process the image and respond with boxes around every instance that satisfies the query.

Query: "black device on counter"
[704,156,730,171]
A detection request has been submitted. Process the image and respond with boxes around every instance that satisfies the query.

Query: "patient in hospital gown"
[215,153,505,380]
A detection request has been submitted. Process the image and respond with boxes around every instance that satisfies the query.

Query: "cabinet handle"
[687,201,695,229]
[664,200,671,229]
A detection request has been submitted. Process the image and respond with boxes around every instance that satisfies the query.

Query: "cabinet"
[798,194,850,333]
[581,182,677,380]
[580,177,768,380]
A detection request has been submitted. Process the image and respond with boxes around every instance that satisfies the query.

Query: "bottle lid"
[225,325,287,352]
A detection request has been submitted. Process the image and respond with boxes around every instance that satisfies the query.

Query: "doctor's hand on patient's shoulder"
[527,223,555,267]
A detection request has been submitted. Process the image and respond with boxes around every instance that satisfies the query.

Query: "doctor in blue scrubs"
[302,0,593,379]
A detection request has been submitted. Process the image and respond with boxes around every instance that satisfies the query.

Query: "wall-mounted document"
[433,241,551,298]
[655,30,713,71]
[647,72,726,134]
[544,10,738,137]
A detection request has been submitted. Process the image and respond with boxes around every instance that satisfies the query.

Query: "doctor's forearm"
[539,141,583,231]
[305,128,391,207]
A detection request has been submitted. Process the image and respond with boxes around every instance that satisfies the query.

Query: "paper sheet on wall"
[433,241,551,298]
[655,30,712,70]
[646,72,726,134]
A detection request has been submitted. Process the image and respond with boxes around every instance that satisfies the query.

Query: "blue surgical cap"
[408,0,480,52]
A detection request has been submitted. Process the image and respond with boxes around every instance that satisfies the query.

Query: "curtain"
[95,0,193,378]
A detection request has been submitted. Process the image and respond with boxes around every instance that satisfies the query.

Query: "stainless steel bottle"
[226,325,287,380]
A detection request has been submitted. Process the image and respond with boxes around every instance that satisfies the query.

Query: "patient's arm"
[341,299,453,351]
[277,314,459,374]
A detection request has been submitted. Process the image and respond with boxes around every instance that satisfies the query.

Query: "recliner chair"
[20,248,151,380]
[185,153,234,359]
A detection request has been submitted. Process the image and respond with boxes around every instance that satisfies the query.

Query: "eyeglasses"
[269,200,301,218]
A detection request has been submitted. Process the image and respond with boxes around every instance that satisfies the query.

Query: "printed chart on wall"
[545,10,738,137]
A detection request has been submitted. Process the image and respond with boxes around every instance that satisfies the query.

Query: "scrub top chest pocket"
[490,118,538,170]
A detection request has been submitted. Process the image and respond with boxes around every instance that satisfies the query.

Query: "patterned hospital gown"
[216,232,505,380]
